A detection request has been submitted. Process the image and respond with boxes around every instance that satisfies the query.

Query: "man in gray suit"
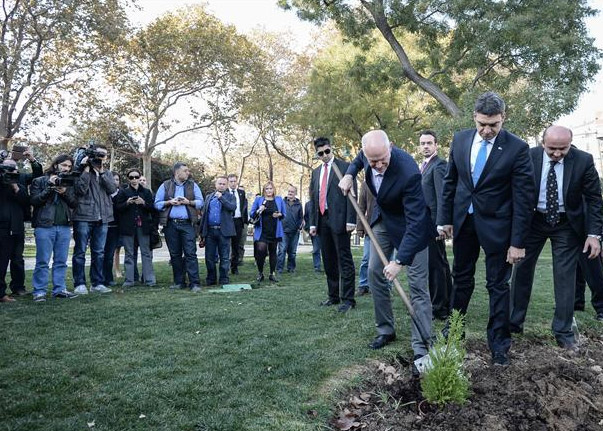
[419,130,452,320]
[200,176,237,287]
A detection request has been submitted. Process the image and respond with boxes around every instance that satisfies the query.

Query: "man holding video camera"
[0,158,30,303]
[71,145,117,295]
[30,154,78,301]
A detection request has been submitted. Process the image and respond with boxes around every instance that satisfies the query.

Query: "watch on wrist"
[395,259,402,265]
[587,234,602,241]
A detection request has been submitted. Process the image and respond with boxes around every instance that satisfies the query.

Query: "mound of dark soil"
[331,333,603,431]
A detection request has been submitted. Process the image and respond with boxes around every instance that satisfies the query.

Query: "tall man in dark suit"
[510,126,602,350]
[227,174,248,274]
[308,137,357,313]
[339,130,436,360]
[200,176,237,286]
[437,91,535,366]
[419,130,452,320]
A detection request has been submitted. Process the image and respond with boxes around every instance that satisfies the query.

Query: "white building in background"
[570,112,603,177]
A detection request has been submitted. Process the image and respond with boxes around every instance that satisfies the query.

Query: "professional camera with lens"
[51,172,80,187]
[0,150,19,185]
[73,141,106,173]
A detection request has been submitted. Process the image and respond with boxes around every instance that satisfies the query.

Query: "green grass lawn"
[1,247,601,431]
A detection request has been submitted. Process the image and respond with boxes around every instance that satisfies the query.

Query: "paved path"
[23,238,316,270]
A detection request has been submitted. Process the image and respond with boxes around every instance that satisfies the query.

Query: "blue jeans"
[358,236,370,288]
[277,230,300,273]
[311,234,321,270]
[205,228,231,285]
[33,226,72,295]
[164,220,200,286]
[72,221,108,287]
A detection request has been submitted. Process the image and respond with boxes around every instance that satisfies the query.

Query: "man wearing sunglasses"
[308,137,357,313]
[71,145,117,295]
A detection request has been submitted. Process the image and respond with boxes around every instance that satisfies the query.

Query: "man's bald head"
[361,130,391,174]
[542,125,572,162]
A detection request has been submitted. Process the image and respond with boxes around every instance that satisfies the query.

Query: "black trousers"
[451,215,512,354]
[574,253,603,313]
[0,234,24,297]
[428,237,452,318]
[318,212,355,305]
[9,234,25,292]
[510,212,580,346]
[231,218,244,271]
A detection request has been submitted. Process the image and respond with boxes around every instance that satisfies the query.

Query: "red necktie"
[319,163,328,214]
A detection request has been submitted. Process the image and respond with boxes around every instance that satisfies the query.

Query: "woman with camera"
[115,168,156,287]
[30,154,78,302]
[249,181,286,282]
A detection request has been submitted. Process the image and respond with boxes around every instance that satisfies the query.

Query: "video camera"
[73,140,106,172]
[0,150,19,185]
[50,172,80,187]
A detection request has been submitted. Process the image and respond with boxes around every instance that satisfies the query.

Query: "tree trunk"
[363,0,463,118]
[143,151,153,185]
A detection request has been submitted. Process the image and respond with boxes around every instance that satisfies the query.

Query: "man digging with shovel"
[339,130,438,376]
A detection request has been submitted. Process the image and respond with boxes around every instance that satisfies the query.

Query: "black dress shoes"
[357,287,370,296]
[256,273,264,282]
[369,333,396,350]
[320,299,340,306]
[337,302,355,313]
[269,274,278,282]
[492,351,510,366]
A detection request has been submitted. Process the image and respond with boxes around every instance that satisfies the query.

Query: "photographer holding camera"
[30,155,78,301]
[0,158,30,303]
[71,145,116,295]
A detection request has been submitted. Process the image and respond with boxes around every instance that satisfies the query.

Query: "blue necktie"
[468,139,489,214]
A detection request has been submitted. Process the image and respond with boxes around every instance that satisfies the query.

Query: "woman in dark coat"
[115,168,156,287]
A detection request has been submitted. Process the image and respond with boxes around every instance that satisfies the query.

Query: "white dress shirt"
[537,150,565,213]
[231,188,241,218]
[470,132,496,174]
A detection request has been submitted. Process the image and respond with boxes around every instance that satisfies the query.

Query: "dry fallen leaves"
[378,362,402,385]
[332,408,361,431]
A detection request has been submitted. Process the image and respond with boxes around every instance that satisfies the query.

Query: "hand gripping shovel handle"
[330,162,431,346]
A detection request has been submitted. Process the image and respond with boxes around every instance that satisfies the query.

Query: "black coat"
[529,146,602,239]
[30,175,77,228]
[421,155,447,224]
[308,158,356,234]
[347,147,437,265]
[115,185,155,236]
[437,128,535,253]
[0,183,29,235]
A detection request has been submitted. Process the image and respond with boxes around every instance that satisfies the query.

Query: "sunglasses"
[316,148,331,157]
[129,175,140,180]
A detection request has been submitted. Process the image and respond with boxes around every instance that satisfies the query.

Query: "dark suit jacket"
[347,147,437,265]
[231,188,248,222]
[437,128,535,254]
[308,158,356,234]
[530,146,602,239]
[200,190,237,238]
[421,155,446,224]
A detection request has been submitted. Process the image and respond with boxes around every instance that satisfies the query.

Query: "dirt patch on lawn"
[330,331,603,430]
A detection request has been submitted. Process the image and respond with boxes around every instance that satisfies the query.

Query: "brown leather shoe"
[0,295,16,303]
